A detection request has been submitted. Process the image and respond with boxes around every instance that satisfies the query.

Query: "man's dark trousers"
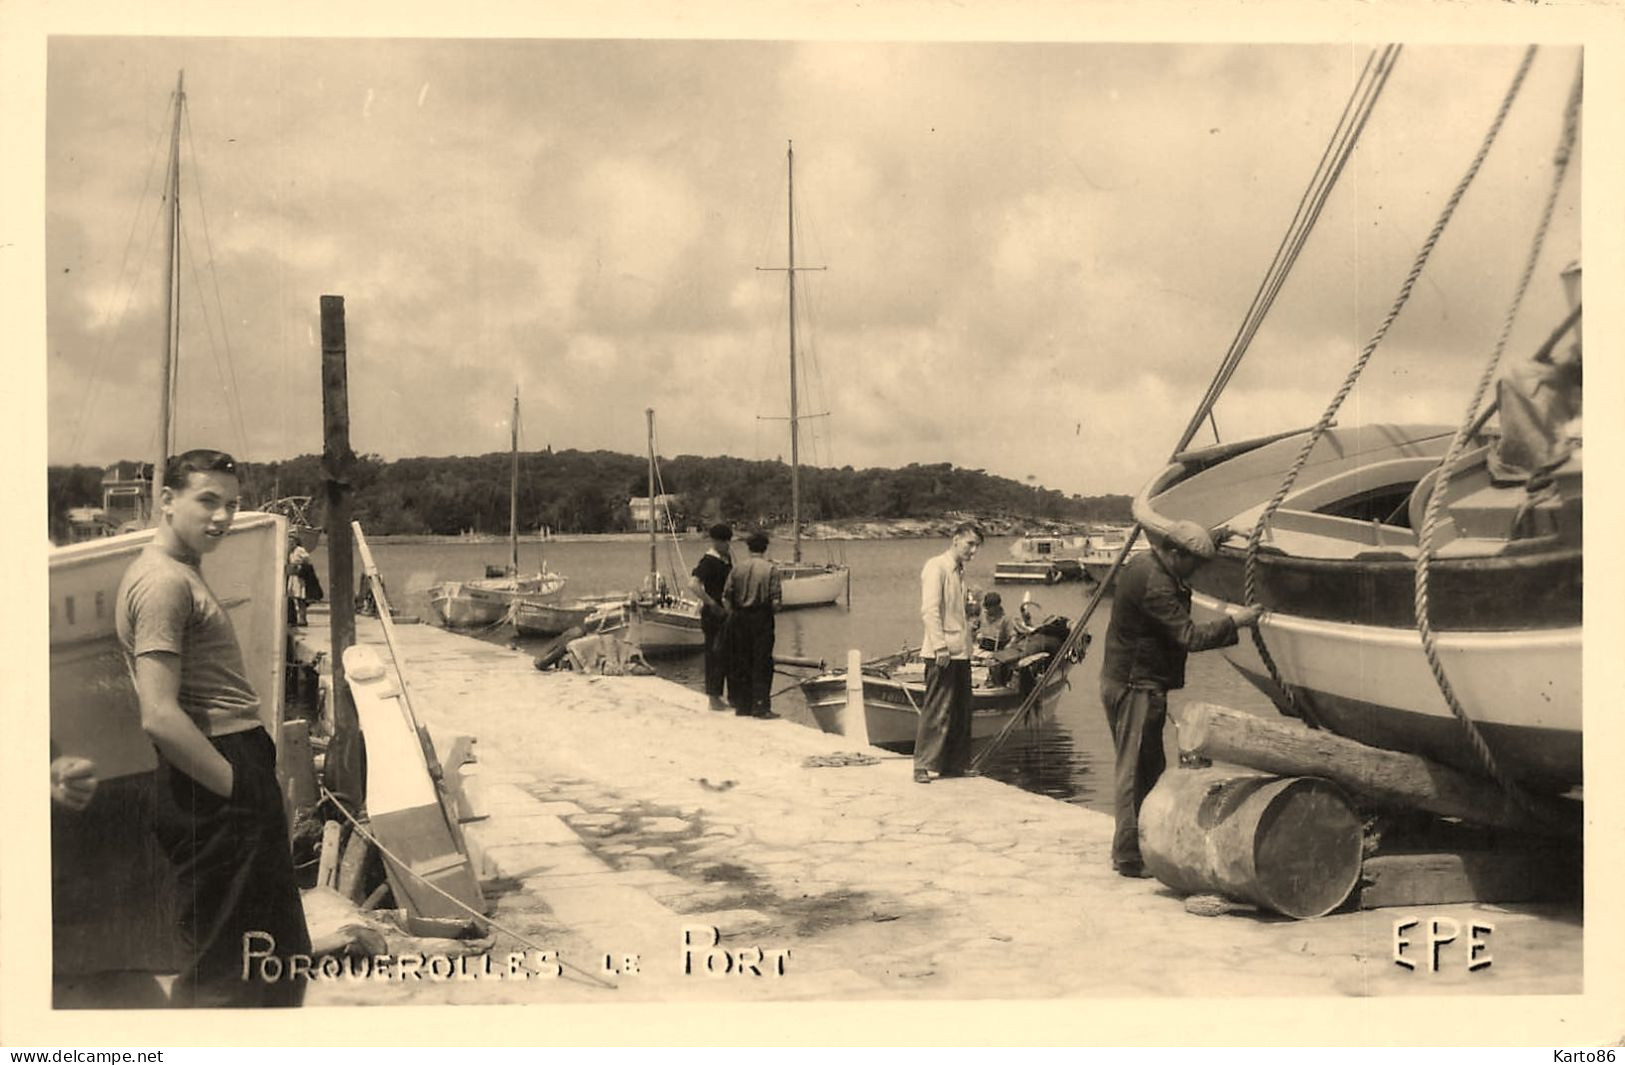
[728,607,775,714]
[1101,679,1168,869]
[700,609,728,698]
[152,727,311,1007]
[914,657,972,776]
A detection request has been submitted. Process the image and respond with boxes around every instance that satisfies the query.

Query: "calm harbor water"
[318,535,1278,817]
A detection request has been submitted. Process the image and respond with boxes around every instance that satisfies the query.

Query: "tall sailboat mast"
[786,143,802,564]
[759,141,825,562]
[509,388,520,576]
[646,407,658,581]
[152,69,185,521]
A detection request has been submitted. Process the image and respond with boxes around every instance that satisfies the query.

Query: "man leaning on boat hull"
[1098,520,1261,878]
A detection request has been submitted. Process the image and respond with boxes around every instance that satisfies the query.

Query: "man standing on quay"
[914,522,983,783]
[722,530,782,718]
[688,523,734,711]
[117,448,311,1005]
[1098,520,1261,878]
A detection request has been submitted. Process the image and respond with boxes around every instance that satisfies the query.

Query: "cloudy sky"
[41,34,1584,496]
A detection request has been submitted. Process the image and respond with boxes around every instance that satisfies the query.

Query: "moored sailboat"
[581,408,707,655]
[762,141,850,608]
[427,389,566,627]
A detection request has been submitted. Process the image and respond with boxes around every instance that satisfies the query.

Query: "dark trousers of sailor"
[700,610,728,698]
[1101,680,1168,869]
[152,727,311,1007]
[727,607,776,714]
[914,657,973,776]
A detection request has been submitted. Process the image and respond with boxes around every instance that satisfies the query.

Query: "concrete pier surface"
[292,612,1581,1006]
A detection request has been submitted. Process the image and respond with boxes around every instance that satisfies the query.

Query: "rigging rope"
[181,105,254,467]
[1184,44,1401,450]
[1411,57,1581,817]
[972,47,1401,772]
[1243,45,1540,731]
[57,107,172,488]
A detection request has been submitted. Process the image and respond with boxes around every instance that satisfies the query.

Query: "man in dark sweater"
[1098,520,1261,878]
[688,524,734,711]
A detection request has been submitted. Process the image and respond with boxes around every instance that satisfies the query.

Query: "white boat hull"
[800,660,1068,752]
[429,571,566,628]
[778,564,848,607]
[1192,592,1582,788]
[50,513,288,779]
[994,561,1063,584]
[587,598,707,655]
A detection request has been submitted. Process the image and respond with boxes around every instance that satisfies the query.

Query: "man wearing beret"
[1099,519,1262,878]
[688,523,735,711]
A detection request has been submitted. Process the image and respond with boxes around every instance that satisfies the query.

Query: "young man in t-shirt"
[116,448,310,1006]
[687,523,734,711]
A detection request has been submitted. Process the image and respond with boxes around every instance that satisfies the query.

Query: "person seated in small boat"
[975,592,1018,654]
[984,611,1069,688]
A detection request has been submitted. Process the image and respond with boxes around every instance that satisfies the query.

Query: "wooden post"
[321,294,364,808]
[844,649,872,748]
[1170,702,1580,839]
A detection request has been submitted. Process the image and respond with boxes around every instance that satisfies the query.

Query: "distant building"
[628,494,679,532]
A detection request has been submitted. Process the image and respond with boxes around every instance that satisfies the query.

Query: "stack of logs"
[1139,702,1581,918]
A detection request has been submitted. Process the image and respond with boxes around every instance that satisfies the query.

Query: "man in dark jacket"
[688,524,734,711]
[1099,520,1262,878]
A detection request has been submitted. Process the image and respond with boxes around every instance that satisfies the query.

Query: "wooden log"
[1140,767,1364,919]
[316,820,343,889]
[1359,850,1580,909]
[336,824,374,903]
[1170,702,1580,840]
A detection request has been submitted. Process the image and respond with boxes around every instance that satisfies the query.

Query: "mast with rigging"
[152,70,185,522]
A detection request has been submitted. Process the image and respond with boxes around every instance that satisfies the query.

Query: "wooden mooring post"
[321,294,364,808]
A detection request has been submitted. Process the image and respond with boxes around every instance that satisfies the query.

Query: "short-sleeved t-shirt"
[115,544,262,738]
[691,551,732,601]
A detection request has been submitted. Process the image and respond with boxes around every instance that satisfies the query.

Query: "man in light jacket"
[914,522,984,782]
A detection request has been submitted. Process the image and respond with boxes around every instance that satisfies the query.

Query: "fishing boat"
[427,389,566,627]
[799,633,1075,752]
[1077,526,1148,582]
[512,592,629,638]
[994,534,1089,584]
[761,142,850,608]
[48,72,291,986]
[1134,47,1582,793]
[582,408,707,655]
